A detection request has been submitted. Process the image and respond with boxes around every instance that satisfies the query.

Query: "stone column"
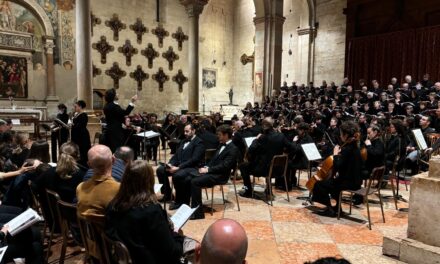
[266,15,285,97]
[44,38,57,100]
[253,17,266,103]
[180,0,208,114]
[296,27,316,84]
[76,0,93,108]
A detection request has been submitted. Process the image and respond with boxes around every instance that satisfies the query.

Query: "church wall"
[313,0,347,84]
[232,0,255,105]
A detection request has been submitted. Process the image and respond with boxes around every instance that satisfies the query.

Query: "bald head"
[88,145,113,175]
[199,219,248,264]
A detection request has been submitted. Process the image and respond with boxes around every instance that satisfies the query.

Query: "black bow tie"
[220,143,227,147]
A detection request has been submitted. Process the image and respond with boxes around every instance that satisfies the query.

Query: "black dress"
[105,204,183,264]
[71,112,91,167]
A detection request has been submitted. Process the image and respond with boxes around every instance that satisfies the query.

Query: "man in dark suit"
[239,118,292,198]
[157,123,205,206]
[184,125,238,220]
[103,88,137,152]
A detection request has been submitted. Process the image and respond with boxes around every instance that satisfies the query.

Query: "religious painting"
[254,72,263,99]
[202,68,217,89]
[0,55,28,98]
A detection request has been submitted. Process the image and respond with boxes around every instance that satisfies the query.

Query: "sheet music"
[0,246,7,262]
[244,137,256,148]
[154,183,163,194]
[11,119,20,125]
[48,162,57,167]
[136,130,161,138]
[170,204,198,230]
[412,129,428,150]
[5,208,41,236]
[301,143,322,161]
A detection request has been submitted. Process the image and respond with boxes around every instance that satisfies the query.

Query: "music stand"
[54,118,71,141]
[137,131,160,163]
[297,143,322,204]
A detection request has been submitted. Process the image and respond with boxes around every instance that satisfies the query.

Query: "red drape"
[345,25,440,87]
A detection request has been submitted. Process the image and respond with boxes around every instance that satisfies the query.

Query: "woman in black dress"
[71,100,91,168]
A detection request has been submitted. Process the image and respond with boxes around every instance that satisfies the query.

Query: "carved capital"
[297,27,317,36]
[44,39,55,54]
[180,0,208,17]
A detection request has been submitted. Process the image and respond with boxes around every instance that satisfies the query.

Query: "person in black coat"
[363,124,385,177]
[106,161,186,264]
[285,123,314,189]
[185,125,238,219]
[71,100,91,168]
[157,123,205,205]
[103,88,137,152]
[312,121,363,217]
[239,118,292,198]
[51,103,69,163]
[196,120,219,150]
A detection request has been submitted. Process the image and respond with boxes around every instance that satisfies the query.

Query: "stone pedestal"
[383,156,440,263]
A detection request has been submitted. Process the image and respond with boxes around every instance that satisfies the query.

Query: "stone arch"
[10,0,54,38]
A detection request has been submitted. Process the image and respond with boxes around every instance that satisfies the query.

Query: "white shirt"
[183,135,196,149]
[219,139,232,154]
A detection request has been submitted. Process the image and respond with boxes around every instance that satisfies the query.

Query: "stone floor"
[48,150,411,264]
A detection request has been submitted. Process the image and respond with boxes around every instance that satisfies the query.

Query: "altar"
[210,104,243,120]
[0,107,48,137]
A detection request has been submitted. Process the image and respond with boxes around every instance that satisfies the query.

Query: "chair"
[57,200,80,264]
[205,163,241,215]
[102,233,133,264]
[45,189,61,262]
[337,166,386,230]
[252,154,290,206]
[203,148,217,200]
[94,132,102,145]
[385,156,400,210]
[78,213,106,263]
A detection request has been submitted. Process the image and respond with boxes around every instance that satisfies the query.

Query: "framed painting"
[202,68,217,89]
[0,55,28,98]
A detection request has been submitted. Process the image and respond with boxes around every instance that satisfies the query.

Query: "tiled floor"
[49,150,410,264]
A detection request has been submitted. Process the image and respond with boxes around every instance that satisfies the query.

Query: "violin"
[305,133,361,192]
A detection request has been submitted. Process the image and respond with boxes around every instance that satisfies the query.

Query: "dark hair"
[216,125,233,138]
[57,103,67,111]
[109,160,156,211]
[369,124,381,132]
[339,120,359,138]
[76,100,86,109]
[105,88,116,103]
[114,146,134,164]
[391,119,406,136]
[297,122,310,131]
[306,257,351,264]
[28,140,50,163]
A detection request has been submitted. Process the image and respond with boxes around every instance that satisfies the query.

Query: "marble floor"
[47,149,410,264]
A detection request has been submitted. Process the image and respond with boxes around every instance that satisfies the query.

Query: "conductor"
[103,88,138,152]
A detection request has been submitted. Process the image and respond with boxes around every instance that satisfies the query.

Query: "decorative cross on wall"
[130,18,148,44]
[118,40,138,66]
[105,14,126,41]
[162,46,179,71]
[92,64,102,77]
[141,43,159,69]
[172,70,188,93]
[172,27,188,51]
[91,12,101,36]
[105,62,126,89]
[92,36,114,64]
[130,65,149,91]
[151,24,169,48]
[152,67,169,92]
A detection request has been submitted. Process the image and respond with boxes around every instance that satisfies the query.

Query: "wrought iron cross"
[152,67,169,92]
[92,64,102,77]
[105,62,126,89]
[130,18,148,44]
[92,36,114,64]
[130,65,149,91]
[172,70,188,93]
[105,14,126,41]
[118,40,138,66]
[141,43,159,69]
[162,46,179,71]
[172,27,188,51]
[151,24,169,48]
[91,12,101,36]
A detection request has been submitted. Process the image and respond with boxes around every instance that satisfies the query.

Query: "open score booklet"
[5,208,41,236]
[170,204,199,230]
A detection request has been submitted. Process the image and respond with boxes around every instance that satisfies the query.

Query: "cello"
[305,133,361,192]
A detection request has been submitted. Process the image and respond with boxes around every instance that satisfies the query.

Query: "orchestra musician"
[144,113,161,164]
[71,100,91,168]
[51,103,69,163]
[363,124,385,178]
[311,121,363,217]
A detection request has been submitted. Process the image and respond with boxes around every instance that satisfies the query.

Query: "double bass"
[305,133,363,192]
